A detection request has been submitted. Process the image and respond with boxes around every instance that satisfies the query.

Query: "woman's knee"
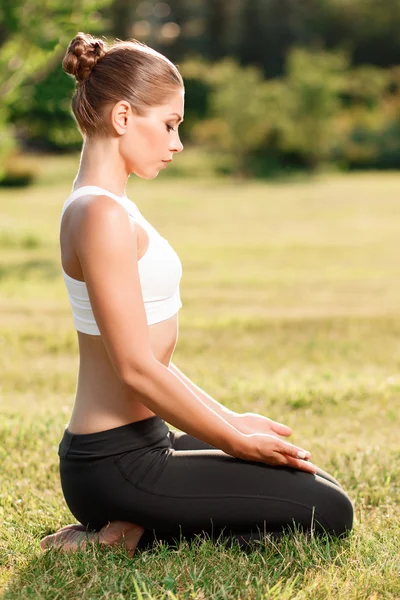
[315,484,354,536]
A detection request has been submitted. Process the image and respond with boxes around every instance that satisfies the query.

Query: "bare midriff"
[67,313,178,434]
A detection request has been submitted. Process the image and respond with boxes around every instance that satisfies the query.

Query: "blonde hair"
[62,32,183,137]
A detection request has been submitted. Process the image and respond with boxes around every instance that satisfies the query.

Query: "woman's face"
[119,88,185,180]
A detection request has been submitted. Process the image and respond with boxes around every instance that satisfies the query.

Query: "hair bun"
[62,32,107,84]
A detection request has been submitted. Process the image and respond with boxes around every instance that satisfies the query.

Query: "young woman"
[40,33,353,555]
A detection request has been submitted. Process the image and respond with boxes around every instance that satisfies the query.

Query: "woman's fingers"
[272,439,317,474]
[270,421,292,437]
[278,455,318,474]
[241,433,314,472]
[276,439,311,461]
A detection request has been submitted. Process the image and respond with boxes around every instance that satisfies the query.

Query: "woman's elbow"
[118,355,158,390]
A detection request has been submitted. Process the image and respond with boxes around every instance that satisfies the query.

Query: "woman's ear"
[110,100,132,135]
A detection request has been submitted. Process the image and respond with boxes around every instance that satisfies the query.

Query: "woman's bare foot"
[40,520,145,557]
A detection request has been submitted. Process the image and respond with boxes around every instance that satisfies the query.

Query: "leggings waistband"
[58,415,170,459]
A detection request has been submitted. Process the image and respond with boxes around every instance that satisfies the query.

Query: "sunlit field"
[1,155,399,599]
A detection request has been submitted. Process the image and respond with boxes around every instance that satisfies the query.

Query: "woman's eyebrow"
[168,112,184,123]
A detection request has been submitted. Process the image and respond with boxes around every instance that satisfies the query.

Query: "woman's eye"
[166,124,176,132]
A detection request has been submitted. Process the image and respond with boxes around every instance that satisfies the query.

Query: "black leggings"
[58,415,353,550]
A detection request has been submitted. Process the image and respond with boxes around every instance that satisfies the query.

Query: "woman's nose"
[170,135,184,154]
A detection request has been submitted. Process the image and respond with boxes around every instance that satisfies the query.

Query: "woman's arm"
[168,362,237,425]
[168,362,293,439]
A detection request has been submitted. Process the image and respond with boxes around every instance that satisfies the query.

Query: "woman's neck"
[74,137,128,198]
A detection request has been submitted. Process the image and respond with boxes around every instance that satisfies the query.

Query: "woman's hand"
[230,432,317,475]
[230,412,292,438]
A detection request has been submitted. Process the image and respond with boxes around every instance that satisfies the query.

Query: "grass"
[0,154,399,598]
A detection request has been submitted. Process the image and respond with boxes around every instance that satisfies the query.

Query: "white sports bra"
[60,185,182,335]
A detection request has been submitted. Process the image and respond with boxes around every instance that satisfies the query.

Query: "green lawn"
[1,157,399,599]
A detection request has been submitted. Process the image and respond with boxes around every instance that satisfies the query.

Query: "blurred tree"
[0,0,112,177]
[236,0,266,71]
[188,58,275,176]
[105,0,139,39]
[0,0,110,102]
[204,0,227,60]
[313,0,400,69]
[160,0,194,57]
[335,65,400,169]
[150,0,400,78]
[276,48,349,170]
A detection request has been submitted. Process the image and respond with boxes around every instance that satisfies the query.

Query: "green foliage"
[275,48,349,170]
[181,50,400,176]
[0,121,17,181]
[181,51,350,174]
[343,65,390,107]
[185,58,276,175]
[0,0,110,106]
[334,66,400,169]
[0,0,113,180]
[10,63,82,152]
[176,58,213,141]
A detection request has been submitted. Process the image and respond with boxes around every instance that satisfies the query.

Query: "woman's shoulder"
[62,189,131,222]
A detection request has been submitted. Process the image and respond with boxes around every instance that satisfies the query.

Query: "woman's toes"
[40,524,86,551]
[40,528,99,552]
[57,523,86,533]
